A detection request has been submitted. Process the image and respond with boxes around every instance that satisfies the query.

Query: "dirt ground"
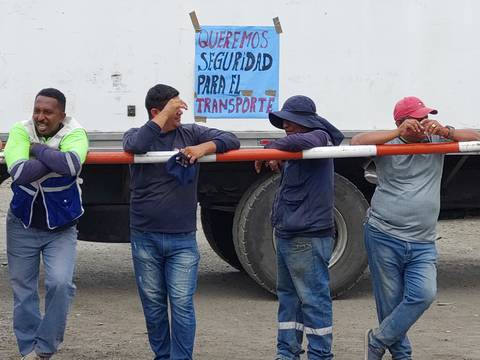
[0,182,479,360]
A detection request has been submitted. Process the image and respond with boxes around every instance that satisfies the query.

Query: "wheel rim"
[331,207,348,268]
[271,207,348,269]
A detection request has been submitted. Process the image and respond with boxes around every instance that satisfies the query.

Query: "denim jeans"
[364,223,437,360]
[6,210,77,356]
[275,235,333,360]
[131,229,200,360]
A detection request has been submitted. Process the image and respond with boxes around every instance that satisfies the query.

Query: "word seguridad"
[197,52,273,72]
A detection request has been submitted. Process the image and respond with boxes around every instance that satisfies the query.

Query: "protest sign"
[194,26,279,118]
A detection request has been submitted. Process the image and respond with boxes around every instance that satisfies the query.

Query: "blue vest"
[11,174,84,229]
[10,117,84,229]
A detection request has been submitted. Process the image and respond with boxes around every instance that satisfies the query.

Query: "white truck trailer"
[1,1,479,296]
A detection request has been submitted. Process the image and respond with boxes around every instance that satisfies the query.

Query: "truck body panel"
[1,0,479,133]
[1,0,479,295]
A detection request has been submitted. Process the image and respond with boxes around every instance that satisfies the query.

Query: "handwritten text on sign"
[194,26,279,118]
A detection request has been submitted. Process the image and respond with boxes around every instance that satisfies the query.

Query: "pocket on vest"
[43,183,83,227]
[279,187,309,231]
[10,185,36,226]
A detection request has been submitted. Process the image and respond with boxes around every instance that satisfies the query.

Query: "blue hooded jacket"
[266,95,344,238]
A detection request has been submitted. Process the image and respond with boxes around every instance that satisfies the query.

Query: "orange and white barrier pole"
[1,142,480,165]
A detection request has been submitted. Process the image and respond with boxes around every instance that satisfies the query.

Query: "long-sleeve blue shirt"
[123,121,240,233]
[266,129,336,238]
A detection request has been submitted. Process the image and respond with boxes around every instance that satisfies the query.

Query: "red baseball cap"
[393,96,438,122]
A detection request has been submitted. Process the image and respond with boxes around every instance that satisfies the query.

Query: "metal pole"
[1,142,480,165]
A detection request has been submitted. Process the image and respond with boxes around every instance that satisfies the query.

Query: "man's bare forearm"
[350,129,400,145]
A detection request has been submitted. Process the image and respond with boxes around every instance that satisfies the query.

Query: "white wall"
[1,0,479,132]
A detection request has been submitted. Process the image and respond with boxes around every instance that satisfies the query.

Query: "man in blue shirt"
[256,95,344,360]
[123,84,240,360]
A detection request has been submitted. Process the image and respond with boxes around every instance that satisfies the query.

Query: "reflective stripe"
[66,152,77,176]
[42,180,77,192]
[304,326,333,336]
[19,185,37,196]
[72,151,83,176]
[7,159,26,175]
[278,322,304,332]
[11,161,25,181]
[36,172,62,184]
[71,150,81,164]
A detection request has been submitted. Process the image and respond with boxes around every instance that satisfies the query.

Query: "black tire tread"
[201,207,243,270]
[233,175,279,293]
[330,174,369,298]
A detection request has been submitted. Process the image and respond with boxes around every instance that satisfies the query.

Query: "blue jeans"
[131,229,200,360]
[365,224,437,360]
[275,235,333,360]
[6,210,77,356]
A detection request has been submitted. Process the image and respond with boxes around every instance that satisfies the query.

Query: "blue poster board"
[194,26,279,118]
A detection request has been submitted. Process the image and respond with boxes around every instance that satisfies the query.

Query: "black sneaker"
[364,329,385,360]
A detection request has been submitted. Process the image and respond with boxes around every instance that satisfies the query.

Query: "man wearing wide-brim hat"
[255,95,343,360]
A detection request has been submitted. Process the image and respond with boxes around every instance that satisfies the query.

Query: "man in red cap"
[351,96,480,360]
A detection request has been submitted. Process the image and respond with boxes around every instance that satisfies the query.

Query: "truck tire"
[329,174,369,296]
[200,207,243,270]
[232,173,369,297]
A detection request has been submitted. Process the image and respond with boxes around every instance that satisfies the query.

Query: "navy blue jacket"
[266,130,335,238]
[123,121,240,233]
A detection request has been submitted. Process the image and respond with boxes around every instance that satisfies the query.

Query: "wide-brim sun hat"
[268,95,344,146]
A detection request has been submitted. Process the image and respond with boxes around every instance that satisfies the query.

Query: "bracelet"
[445,125,455,139]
